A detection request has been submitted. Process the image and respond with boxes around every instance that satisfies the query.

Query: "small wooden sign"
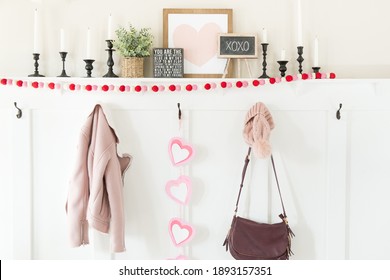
[218,34,258,58]
[153,48,184,78]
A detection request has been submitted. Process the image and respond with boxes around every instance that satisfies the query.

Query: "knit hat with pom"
[243,102,275,158]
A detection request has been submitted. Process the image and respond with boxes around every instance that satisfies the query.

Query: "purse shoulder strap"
[233,147,288,218]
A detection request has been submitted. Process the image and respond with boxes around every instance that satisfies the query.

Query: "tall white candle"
[262,28,268,43]
[33,9,38,53]
[60,28,65,52]
[86,28,91,58]
[107,14,113,40]
[314,37,319,66]
[281,49,286,60]
[297,0,303,46]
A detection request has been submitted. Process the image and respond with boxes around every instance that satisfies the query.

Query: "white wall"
[1,78,390,260]
[0,0,390,78]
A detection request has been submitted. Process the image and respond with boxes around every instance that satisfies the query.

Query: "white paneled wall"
[1,78,390,260]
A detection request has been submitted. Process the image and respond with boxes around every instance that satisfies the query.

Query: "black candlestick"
[277,60,289,77]
[58,52,70,77]
[297,46,304,74]
[103,40,118,78]
[312,66,321,73]
[28,53,45,77]
[259,43,270,78]
[83,59,95,78]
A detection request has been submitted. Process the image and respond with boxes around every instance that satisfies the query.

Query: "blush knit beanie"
[243,102,275,158]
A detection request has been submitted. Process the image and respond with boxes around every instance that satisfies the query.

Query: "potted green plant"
[114,24,153,78]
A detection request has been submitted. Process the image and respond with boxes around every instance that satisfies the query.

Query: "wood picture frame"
[163,8,233,78]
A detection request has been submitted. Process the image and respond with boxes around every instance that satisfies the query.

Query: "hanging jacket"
[66,104,131,253]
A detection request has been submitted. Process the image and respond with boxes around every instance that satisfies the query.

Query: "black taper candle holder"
[103,40,118,78]
[83,59,95,78]
[312,66,321,73]
[277,60,289,77]
[28,53,45,77]
[297,46,304,74]
[58,52,70,77]
[259,43,270,78]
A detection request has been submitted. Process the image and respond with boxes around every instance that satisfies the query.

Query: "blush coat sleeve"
[65,131,91,247]
[104,152,128,252]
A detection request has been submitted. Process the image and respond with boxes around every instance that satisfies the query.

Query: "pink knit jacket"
[66,104,131,253]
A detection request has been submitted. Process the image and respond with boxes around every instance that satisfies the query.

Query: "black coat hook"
[14,102,22,119]
[336,103,342,120]
[177,103,182,120]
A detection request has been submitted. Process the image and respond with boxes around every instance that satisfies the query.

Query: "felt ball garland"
[0,72,337,94]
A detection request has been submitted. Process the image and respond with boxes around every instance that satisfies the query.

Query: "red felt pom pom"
[135,85,142,92]
[119,85,126,92]
[16,80,23,87]
[252,80,260,87]
[186,84,193,91]
[152,85,159,92]
[235,81,243,88]
[301,73,309,80]
[286,75,293,82]
[48,82,55,89]
[329,72,336,79]
[102,85,109,92]
[32,81,39,88]
[204,83,211,90]
[0,78,7,85]
[169,84,176,91]
[269,78,276,84]
[315,72,322,79]
[69,83,76,91]
[220,81,227,88]
[85,85,92,91]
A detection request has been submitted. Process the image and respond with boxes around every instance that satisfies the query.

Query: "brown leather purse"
[223,147,295,260]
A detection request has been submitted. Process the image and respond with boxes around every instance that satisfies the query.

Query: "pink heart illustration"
[173,23,222,67]
[165,176,192,205]
[168,218,194,247]
[168,137,195,166]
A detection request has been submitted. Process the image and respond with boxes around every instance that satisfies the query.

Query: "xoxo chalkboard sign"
[218,34,258,58]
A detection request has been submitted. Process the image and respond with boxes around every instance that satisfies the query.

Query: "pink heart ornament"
[165,176,192,205]
[167,255,188,260]
[168,218,194,247]
[168,137,195,166]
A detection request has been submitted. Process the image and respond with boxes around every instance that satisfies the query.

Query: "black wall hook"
[177,103,182,120]
[14,102,22,119]
[336,103,342,120]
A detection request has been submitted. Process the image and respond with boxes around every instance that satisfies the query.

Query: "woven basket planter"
[121,57,144,78]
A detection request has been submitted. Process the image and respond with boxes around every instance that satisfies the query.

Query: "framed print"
[163,9,233,78]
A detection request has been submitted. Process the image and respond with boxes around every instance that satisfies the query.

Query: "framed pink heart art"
[168,137,195,166]
[163,9,233,78]
[168,218,195,247]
